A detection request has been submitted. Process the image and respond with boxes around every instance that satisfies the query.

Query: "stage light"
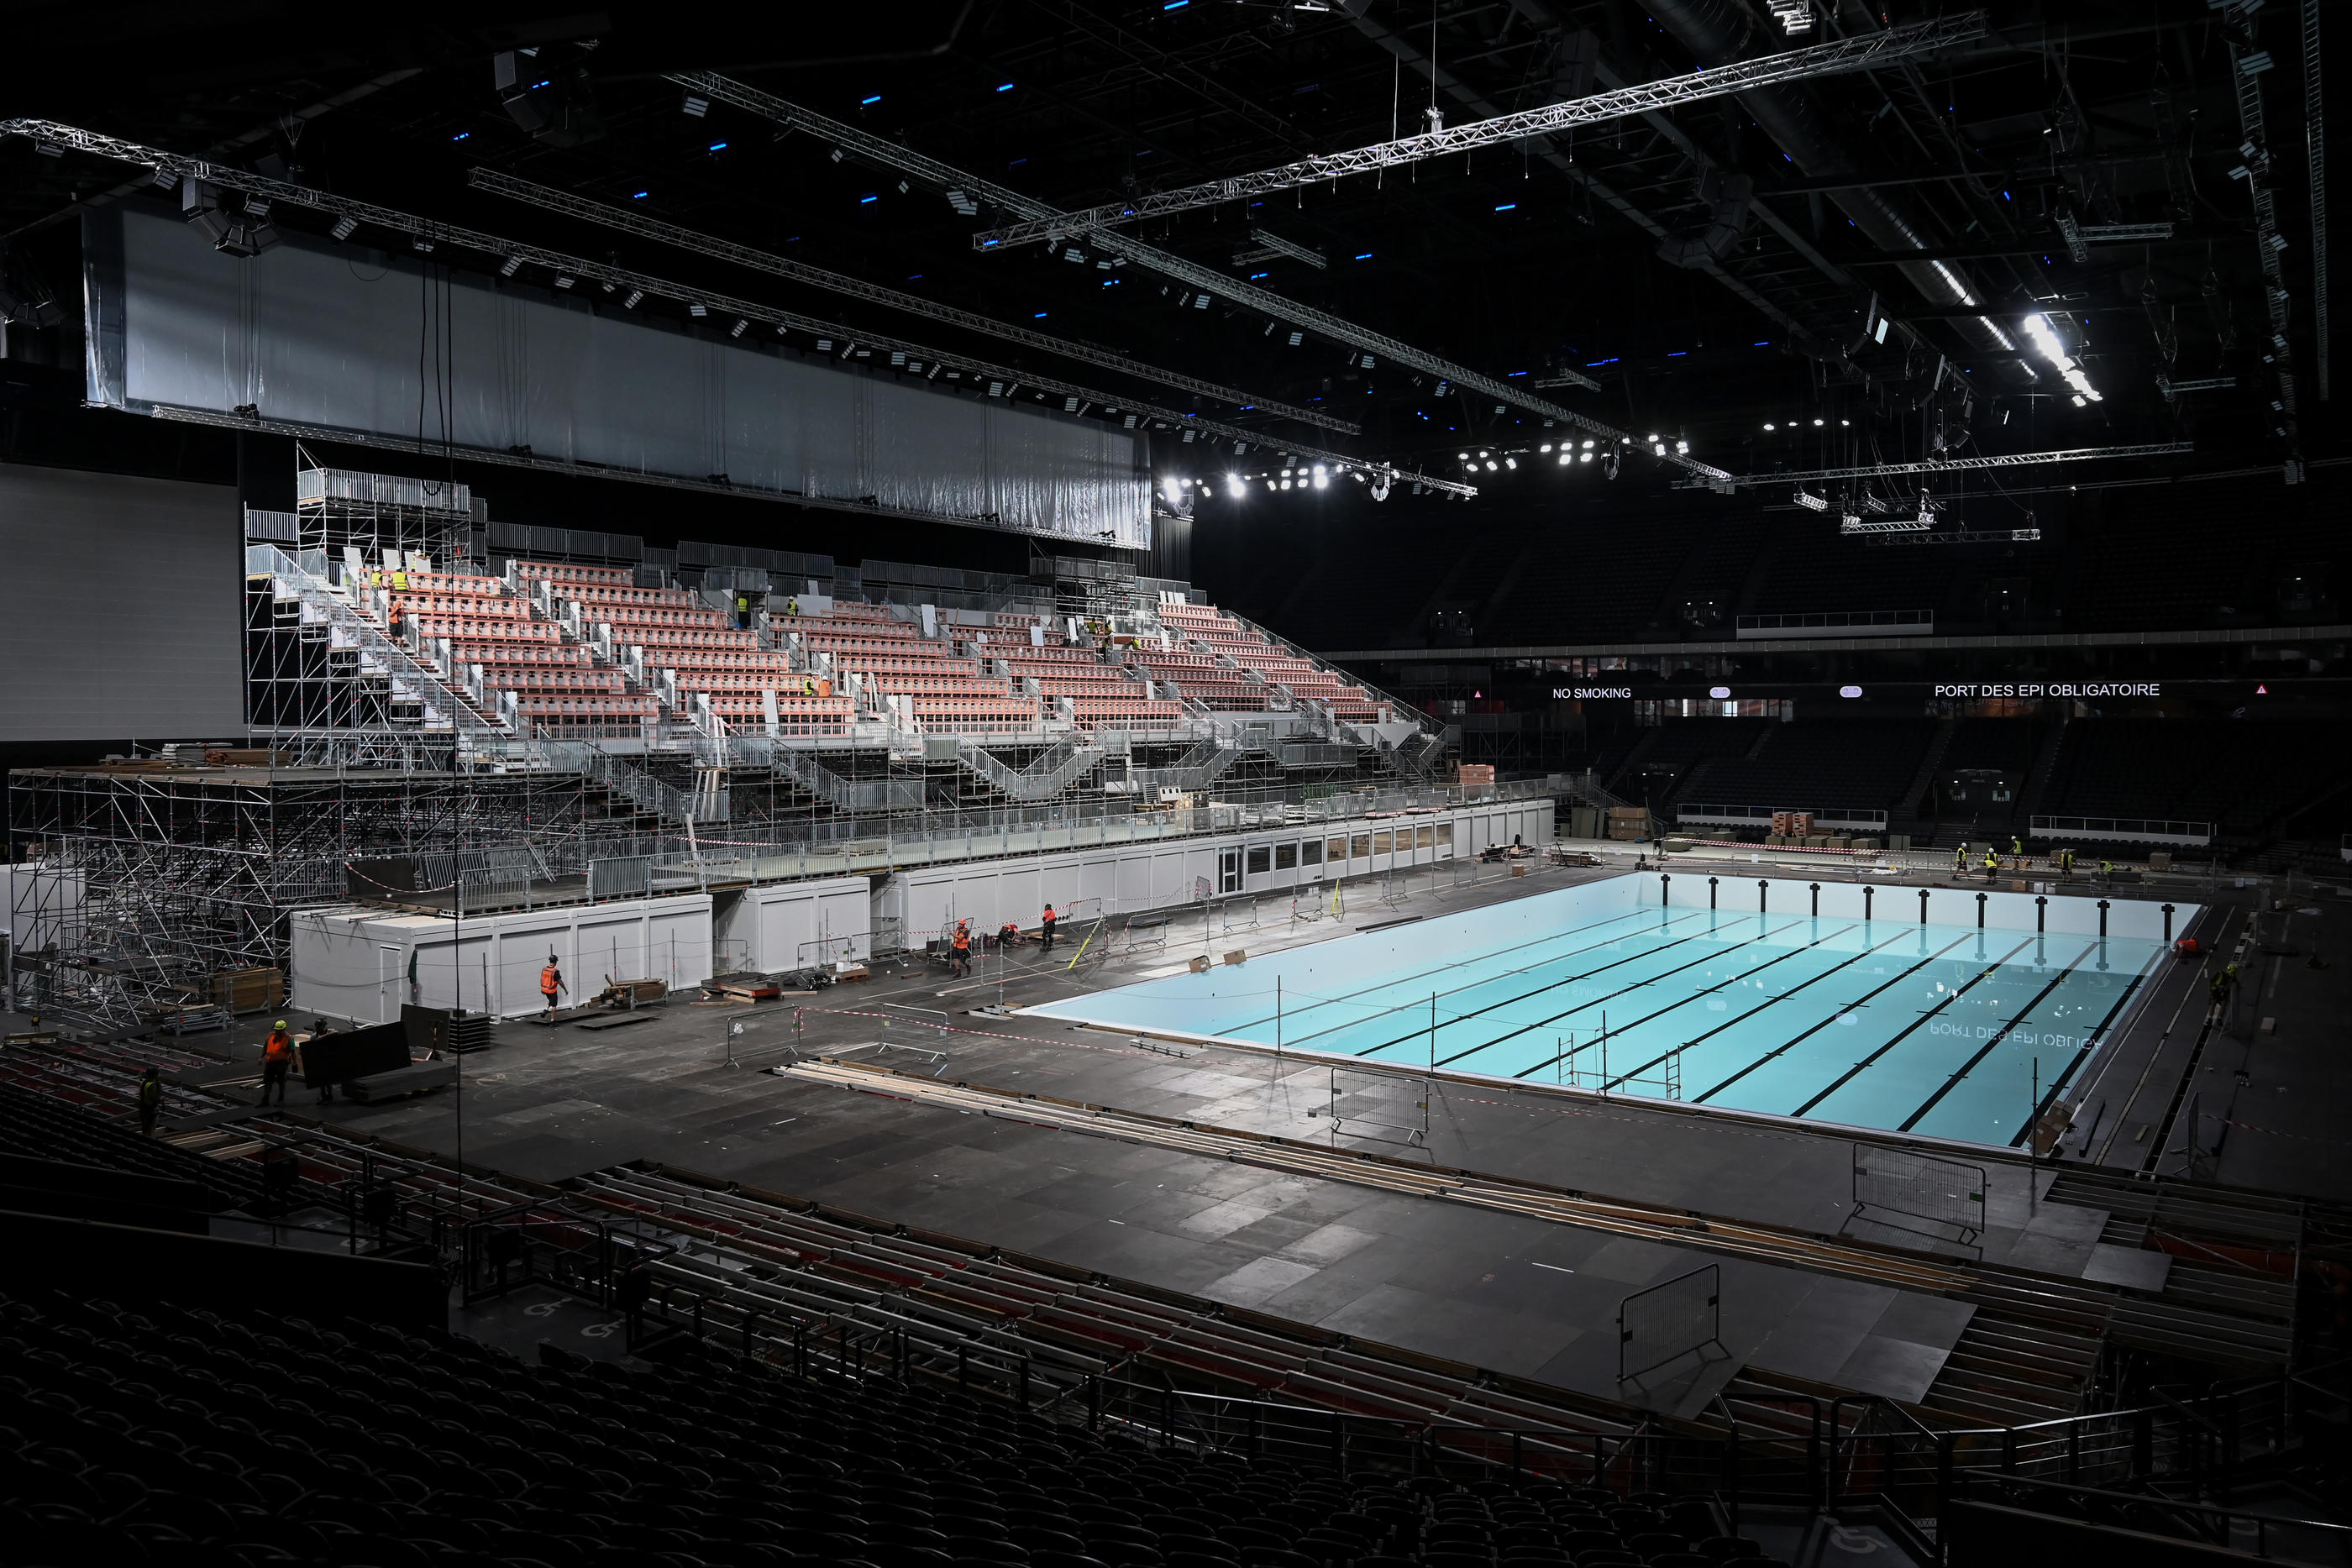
[411,236,433,253]
[329,215,359,241]
[1226,473,1245,496]
[1457,452,1468,459]
[1763,422,1776,431]
[1557,453,1570,465]
[1579,452,1592,463]
[2023,312,2102,401]
[1582,439,1594,449]
[731,319,749,338]
[1280,479,1293,490]
[1793,490,1828,511]
[554,275,575,289]
[1313,470,1330,488]
[1676,440,1689,454]
[622,288,644,307]
[689,303,707,317]
[682,93,710,118]
[1813,417,1824,426]
[1504,458,1516,470]
[1540,443,1552,453]
[1484,461,1497,472]
[499,254,523,276]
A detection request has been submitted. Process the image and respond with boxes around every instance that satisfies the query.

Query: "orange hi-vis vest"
[264,1031,293,1062]
[952,931,969,952]
[541,965,561,995]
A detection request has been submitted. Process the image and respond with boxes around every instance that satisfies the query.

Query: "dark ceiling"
[1,0,2339,516]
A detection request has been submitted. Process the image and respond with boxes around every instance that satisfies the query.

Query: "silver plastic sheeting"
[87,208,1150,547]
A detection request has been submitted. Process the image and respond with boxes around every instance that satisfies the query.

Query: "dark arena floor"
[9,851,2348,1568]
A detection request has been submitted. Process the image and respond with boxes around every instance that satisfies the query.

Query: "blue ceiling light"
[707,141,727,151]
[1164,0,1189,8]
[859,193,879,203]
[861,95,882,106]
[1249,270,1268,280]
[632,190,648,199]
[1507,370,1527,376]
[1034,311,1048,318]
[451,131,470,142]
[1494,202,1518,212]
[908,274,923,281]
[1667,350,1688,358]
[996,81,1016,92]
[1753,340,1770,347]
[1584,357,1618,367]
[1354,252,1373,260]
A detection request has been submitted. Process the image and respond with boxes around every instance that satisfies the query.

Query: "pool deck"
[151,849,2323,1426]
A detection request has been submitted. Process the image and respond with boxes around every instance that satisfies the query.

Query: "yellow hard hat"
[274,1020,289,1029]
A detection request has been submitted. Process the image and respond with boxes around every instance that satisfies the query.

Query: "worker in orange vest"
[1040,903,1058,957]
[387,597,407,639]
[260,1020,294,1106]
[951,923,972,978]
[540,957,565,1022]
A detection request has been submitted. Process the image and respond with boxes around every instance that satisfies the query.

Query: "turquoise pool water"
[1026,879,2175,1146]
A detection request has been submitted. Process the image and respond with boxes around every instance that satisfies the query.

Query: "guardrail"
[2030,815,2214,847]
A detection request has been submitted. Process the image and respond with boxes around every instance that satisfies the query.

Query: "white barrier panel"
[290,894,716,1022]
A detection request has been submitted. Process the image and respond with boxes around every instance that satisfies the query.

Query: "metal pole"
[1429,993,1436,1073]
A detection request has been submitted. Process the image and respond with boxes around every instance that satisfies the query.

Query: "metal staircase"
[955,738,1105,803]
[249,545,510,753]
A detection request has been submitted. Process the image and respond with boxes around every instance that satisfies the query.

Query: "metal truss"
[968,13,1987,249]
[2306,0,2330,401]
[0,119,1467,498]
[2223,37,2297,418]
[464,170,1354,436]
[1690,442,2195,488]
[665,74,1758,481]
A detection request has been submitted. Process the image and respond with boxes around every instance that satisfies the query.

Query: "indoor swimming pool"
[1025,873,2189,1147]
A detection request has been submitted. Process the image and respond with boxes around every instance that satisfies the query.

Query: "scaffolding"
[4,765,602,1026]
[296,457,476,567]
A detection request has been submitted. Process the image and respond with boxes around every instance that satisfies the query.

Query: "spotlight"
[1579,452,1592,463]
[730,319,749,338]
[1812,417,1824,427]
[554,275,575,289]
[689,303,708,317]
[329,215,359,242]
[1504,458,1516,470]
[1484,461,1498,472]
[682,92,710,118]
[1763,422,1776,431]
[622,288,644,308]
[1557,453,1570,465]
[1582,439,1594,449]
[499,254,523,276]
[1676,440,1688,454]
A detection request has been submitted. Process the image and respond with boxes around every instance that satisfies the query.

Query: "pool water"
[1026,879,2175,1147]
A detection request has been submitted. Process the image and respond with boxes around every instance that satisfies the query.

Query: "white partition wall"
[711,876,871,972]
[291,894,716,1022]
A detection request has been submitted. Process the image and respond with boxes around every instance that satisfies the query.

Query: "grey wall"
[86,207,1150,548]
[0,462,244,742]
